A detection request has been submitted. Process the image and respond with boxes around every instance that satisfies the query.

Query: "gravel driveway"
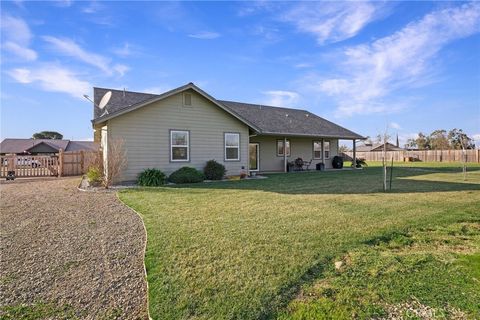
[0,177,148,319]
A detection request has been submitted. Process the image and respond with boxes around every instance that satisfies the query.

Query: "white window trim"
[277,139,291,157]
[313,140,323,160]
[225,133,240,161]
[324,140,331,160]
[170,130,189,162]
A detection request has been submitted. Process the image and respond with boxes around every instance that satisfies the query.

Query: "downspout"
[284,137,287,173]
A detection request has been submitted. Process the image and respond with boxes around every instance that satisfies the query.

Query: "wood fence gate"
[1,155,59,178]
[1,150,98,179]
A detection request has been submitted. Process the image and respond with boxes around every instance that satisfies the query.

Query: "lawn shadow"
[168,166,480,195]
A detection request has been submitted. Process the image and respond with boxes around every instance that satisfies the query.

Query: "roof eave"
[258,132,366,140]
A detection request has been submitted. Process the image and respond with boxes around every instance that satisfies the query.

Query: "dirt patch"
[0,177,148,319]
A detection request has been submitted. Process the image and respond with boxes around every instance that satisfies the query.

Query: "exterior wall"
[106,90,249,181]
[250,135,339,172]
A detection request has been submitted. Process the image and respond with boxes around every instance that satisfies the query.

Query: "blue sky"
[1,1,479,146]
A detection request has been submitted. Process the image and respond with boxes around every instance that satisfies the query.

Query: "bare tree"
[104,138,127,188]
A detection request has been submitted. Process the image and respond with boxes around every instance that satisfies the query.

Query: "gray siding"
[107,90,249,181]
[250,136,339,172]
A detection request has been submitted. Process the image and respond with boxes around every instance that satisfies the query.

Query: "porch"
[248,135,359,173]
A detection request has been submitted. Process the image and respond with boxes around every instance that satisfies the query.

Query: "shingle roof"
[94,87,158,119]
[0,139,98,154]
[219,100,364,139]
[91,83,364,140]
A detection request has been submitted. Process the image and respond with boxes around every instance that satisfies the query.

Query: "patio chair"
[303,158,313,170]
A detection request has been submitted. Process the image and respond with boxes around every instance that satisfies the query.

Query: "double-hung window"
[324,140,330,159]
[277,140,290,157]
[225,133,240,161]
[170,130,189,161]
[313,141,322,159]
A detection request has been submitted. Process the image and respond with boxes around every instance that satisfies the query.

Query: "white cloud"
[188,31,221,39]
[113,64,129,77]
[310,2,480,117]
[8,65,91,99]
[1,15,37,61]
[43,36,129,76]
[82,1,103,14]
[113,42,132,57]
[390,122,401,130]
[282,2,385,44]
[473,134,480,142]
[1,15,32,44]
[263,90,299,107]
[3,41,37,61]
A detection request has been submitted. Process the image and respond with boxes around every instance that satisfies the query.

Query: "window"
[313,141,322,159]
[183,93,192,106]
[324,140,330,159]
[277,139,290,157]
[225,133,240,161]
[170,130,189,161]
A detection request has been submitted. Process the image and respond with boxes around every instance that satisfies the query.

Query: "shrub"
[137,168,166,187]
[86,166,103,186]
[204,160,226,180]
[354,158,368,168]
[169,167,204,184]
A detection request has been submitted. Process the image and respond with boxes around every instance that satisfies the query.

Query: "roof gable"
[92,83,260,131]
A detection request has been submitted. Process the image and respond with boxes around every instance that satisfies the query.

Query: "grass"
[118,162,480,319]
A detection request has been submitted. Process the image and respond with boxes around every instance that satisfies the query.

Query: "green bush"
[169,167,204,184]
[86,166,103,186]
[204,160,226,180]
[137,168,166,186]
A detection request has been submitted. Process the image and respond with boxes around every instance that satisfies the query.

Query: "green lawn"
[119,162,480,319]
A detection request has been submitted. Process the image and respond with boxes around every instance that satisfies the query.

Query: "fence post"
[80,150,85,174]
[58,149,64,177]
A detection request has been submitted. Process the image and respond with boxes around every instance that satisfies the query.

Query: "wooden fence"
[344,149,480,163]
[1,149,99,178]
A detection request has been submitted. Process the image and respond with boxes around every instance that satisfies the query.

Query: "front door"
[249,143,259,171]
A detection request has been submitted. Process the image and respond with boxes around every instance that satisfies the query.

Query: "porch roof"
[219,100,365,140]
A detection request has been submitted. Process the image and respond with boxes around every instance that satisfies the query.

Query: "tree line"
[405,129,475,150]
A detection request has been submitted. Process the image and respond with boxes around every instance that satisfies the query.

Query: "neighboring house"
[92,83,364,182]
[356,142,405,152]
[0,139,98,155]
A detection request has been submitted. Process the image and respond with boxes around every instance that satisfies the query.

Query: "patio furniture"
[303,158,313,170]
[294,158,304,171]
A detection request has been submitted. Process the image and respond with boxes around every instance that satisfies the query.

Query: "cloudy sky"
[1,1,479,145]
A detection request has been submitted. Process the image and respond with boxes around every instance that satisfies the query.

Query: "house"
[92,83,364,182]
[0,138,98,155]
[356,142,405,152]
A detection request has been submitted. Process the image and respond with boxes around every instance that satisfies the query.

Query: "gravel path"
[0,177,148,319]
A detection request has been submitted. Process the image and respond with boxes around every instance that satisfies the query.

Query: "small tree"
[32,131,63,139]
[104,138,127,188]
[338,145,350,153]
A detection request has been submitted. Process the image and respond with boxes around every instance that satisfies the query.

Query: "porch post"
[352,139,356,168]
[284,137,287,172]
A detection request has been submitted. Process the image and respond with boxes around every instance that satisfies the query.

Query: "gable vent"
[183,92,192,106]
